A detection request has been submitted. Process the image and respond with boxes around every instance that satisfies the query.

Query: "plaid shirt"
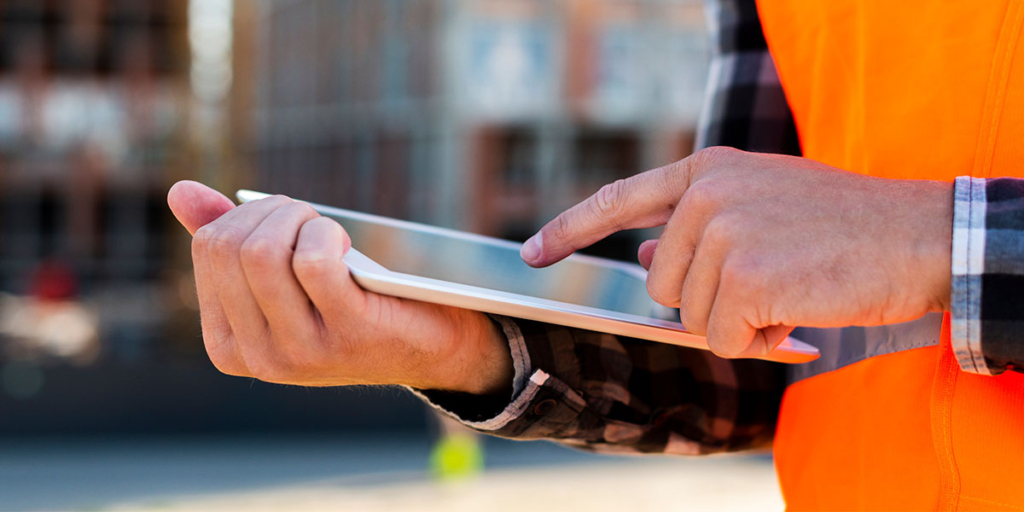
[952,177,1024,376]
[417,0,1024,454]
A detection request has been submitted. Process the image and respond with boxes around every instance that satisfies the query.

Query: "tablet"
[237,190,818,364]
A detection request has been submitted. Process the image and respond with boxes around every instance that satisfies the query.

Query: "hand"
[167,181,512,394]
[520,147,953,358]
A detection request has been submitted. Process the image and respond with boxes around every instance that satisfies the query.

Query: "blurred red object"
[28,260,79,302]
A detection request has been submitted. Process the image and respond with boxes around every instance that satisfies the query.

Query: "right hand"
[519,147,953,358]
[167,181,512,394]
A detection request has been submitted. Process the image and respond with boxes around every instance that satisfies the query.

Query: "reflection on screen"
[325,211,668,320]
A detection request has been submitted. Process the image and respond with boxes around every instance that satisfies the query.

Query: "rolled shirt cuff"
[950,176,992,375]
[411,316,591,438]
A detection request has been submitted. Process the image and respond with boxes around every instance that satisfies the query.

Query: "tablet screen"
[236,190,673,322]
[323,209,669,320]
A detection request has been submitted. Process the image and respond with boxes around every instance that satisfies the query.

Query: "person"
[167,0,1024,508]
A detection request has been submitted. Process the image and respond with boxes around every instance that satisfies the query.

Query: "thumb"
[167,180,236,236]
[638,239,658,270]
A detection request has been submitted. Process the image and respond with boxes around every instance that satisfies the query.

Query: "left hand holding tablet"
[167,181,513,393]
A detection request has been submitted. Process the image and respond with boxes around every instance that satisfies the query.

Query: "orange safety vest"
[756,0,1024,510]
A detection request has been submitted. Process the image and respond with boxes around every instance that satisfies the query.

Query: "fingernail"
[521,235,542,264]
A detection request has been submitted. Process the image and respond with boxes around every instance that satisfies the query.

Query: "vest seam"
[932,323,962,511]
[959,495,1024,510]
[974,1,1024,178]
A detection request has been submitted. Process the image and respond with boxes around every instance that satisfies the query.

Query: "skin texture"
[167,181,512,394]
[521,147,954,358]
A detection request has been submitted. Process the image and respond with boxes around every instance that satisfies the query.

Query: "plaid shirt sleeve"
[412,0,800,455]
[952,177,1024,376]
[696,0,800,155]
[414,317,785,454]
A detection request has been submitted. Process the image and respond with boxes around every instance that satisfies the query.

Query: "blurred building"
[0,0,713,435]
[0,0,191,365]
[239,0,707,253]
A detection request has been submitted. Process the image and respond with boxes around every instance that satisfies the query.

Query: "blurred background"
[0,0,780,510]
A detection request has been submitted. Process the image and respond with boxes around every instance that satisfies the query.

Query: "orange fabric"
[755,0,1024,509]
[774,342,944,510]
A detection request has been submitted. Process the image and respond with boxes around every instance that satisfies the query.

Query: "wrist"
[461,312,515,395]
[911,180,954,312]
[429,310,514,396]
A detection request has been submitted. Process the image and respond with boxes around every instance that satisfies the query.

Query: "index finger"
[521,157,695,267]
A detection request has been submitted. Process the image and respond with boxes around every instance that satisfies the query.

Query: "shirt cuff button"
[533,398,557,415]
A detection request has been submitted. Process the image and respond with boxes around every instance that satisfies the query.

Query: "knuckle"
[551,213,574,245]
[207,226,246,259]
[719,260,745,287]
[274,340,317,375]
[709,338,743,359]
[240,236,287,269]
[677,297,707,335]
[298,202,319,218]
[592,179,627,220]
[305,216,340,235]
[209,358,247,377]
[282,200,317,219]
[697,145,739,164]
[646,276,678,308]
[721,255,764,290]
[657,164,686,197]
[245,353,288,383]
[192,225,216,252]
[204,341,246,377]
[679,181,723,213]
[293,246,332,277]
[702,215,742,246]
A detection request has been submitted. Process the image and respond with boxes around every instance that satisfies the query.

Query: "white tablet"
[237,190,818,364]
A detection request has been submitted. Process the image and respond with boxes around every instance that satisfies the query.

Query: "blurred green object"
[429,434,484,480]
